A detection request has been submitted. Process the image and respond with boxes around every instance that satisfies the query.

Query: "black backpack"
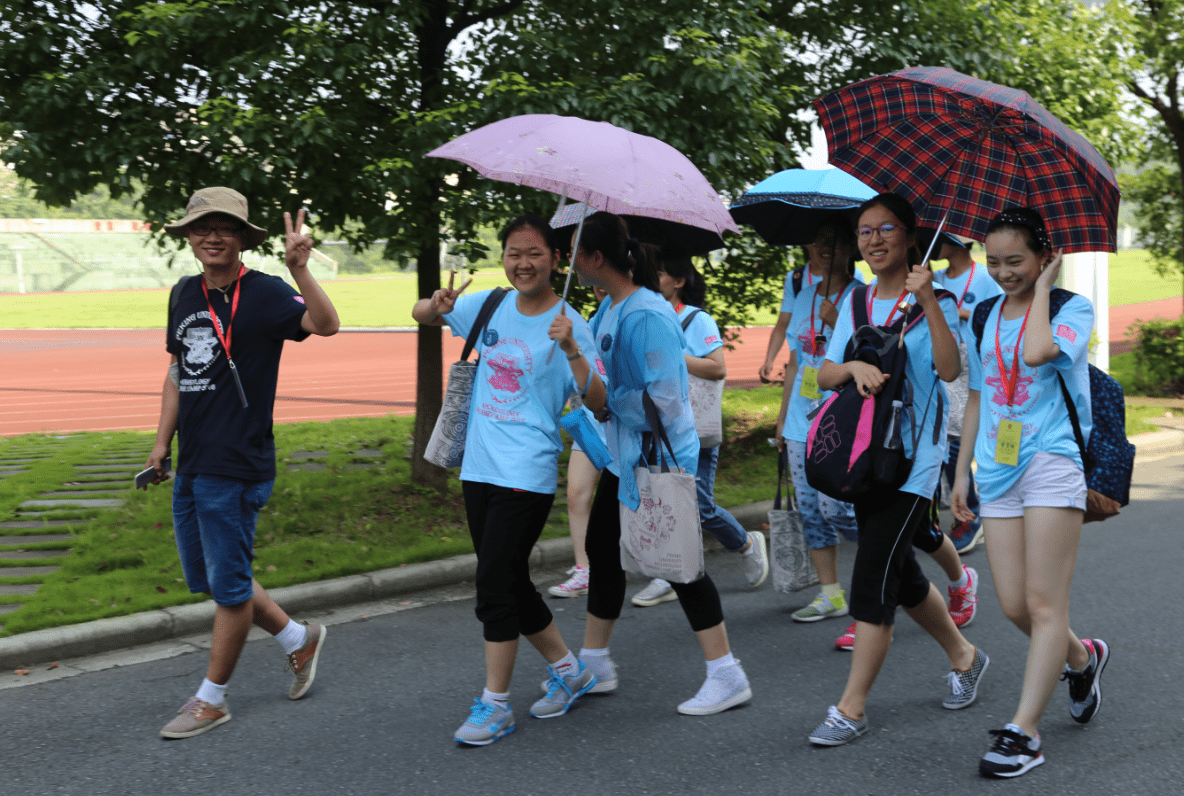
[971,289,1135,521]
[805,285,952,501]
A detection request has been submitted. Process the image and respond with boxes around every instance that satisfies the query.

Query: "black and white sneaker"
[979,724,1044,778]
[1062,637,1109,724]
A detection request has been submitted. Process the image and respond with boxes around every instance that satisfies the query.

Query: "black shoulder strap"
[460,288,508,361]
[639,390,678,472]
[1056,372,1089,468]
[792,267,805,297]
[680,308,702,331]
[1049,287,1075,320]
[850,284,871,328]
[972,295,1003,357]
[169,275,198,329]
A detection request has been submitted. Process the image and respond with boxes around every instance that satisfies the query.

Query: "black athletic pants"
[585,470,724,632]
[462,480,555,642]
[849,488,933,626]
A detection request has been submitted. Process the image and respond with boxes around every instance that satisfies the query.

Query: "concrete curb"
[1133,429,1184,462]
[0,499,779,670]
[0,535,582,669]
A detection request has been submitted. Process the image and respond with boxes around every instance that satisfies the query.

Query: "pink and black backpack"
[805,285,952,501]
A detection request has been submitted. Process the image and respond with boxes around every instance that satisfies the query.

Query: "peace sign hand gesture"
[285,209,314,271]
[428,268,473,318]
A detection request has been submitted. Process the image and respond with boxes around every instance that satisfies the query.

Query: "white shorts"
[980,452,1087,518]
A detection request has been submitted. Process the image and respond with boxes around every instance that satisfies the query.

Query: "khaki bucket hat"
[165,187,269,250]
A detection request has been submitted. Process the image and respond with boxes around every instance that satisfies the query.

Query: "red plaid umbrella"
[813,67,1119,253]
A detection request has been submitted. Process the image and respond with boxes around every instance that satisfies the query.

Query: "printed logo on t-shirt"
[1057,324,1077,344]
[294,295,306,305]
[174,311,222,378]
[596,359,606,375]
[705,334,720,345]
[600,333,612,352]
[482,337,531,404]
[483,327,499,347]
[964,291,976,305]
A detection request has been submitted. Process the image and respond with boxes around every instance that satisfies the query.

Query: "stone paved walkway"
[0,437,445,633]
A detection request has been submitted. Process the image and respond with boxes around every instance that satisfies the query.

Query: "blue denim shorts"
[172,473,274,606]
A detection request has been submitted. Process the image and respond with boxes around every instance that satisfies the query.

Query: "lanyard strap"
[956,262,976,309]
[994,298,1032,407]
[867,285,910,327]
[201,264,245,359]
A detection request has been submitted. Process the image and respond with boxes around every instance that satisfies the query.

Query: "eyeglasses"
[857,223,901,240]
[189,223,242,237]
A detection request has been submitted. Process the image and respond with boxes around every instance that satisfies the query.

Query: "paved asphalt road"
[2,455,1181,796]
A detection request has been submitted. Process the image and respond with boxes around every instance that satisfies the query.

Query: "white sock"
[580,647,610,659]
[482,688,509,707]
[552,650,579,677]
[951,568,970,590]
[706,652,736,677]
[195,677,228,706]
[274,619,308,655]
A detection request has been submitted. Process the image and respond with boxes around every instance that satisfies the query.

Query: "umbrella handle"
[897,206,952,350]
[546,203,588,364]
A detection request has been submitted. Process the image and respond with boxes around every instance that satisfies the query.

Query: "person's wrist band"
[566,348,582,361]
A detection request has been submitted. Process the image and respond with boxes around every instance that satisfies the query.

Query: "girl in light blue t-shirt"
[952,207,1107,779]
[630,250,770,608]
[411,214,607,745]
[774,220,860,625]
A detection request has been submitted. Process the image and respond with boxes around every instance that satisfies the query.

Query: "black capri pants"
[585,470,724,632]
[849,488,933,626]
[462,480,555,642]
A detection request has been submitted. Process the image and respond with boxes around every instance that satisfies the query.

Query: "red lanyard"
[674,302,685,315]
[955,262,976,309]
[807,269,816,287]
[994,298,1032,407]
[201,264,249,408]
[867,285,910,327]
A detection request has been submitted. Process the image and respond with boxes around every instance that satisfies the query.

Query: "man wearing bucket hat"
[144,187,340,739]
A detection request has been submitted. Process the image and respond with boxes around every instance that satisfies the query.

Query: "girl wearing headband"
[952,206,1108,778]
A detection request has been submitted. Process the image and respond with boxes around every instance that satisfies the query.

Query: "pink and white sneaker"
[835,622,856,651]
[948,565,979,628]
[547,566,589,598]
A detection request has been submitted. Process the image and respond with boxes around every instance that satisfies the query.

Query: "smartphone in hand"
[135,456,171,490]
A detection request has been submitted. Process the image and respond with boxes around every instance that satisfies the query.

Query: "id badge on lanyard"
[202,265,249,409]
[992,301,1030,466]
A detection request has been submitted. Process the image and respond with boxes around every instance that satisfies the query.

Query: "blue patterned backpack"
[971,288,1136,522]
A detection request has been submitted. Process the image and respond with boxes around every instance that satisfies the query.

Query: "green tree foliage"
[0,168,142,219]
[1121,0,1184,308]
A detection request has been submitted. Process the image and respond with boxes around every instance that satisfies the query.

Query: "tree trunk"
[410,187,448,490]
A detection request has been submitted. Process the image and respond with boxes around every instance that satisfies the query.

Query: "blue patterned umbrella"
[729,168,877,246]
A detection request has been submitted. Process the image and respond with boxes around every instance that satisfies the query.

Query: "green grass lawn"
[0,384,1169,636]
[3,251,1180,329]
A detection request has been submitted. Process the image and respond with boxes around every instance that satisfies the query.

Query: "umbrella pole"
[897,206,953,349]
[545,202,588,364]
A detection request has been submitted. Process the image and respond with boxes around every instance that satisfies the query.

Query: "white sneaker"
[631,579,676,607]
[741,531,769,588]
[677,659,752,715]
[547,566,589,598]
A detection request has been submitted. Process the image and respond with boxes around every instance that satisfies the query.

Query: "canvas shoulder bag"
[619,391,705,584]
[681,309,725,448]
[423,288,509,468]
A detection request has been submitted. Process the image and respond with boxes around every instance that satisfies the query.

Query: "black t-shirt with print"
[166,270,310,480]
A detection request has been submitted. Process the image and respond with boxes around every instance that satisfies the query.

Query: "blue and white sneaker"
[950,517,984,554]
[454,698,515,746]
[980,725,1044,778]
[530,661,597,718]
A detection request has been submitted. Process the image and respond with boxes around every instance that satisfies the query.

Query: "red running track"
[0,327,773,436]
[2,295,1178,436]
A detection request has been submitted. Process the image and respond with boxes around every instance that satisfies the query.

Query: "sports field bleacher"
[0,229,336,293]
